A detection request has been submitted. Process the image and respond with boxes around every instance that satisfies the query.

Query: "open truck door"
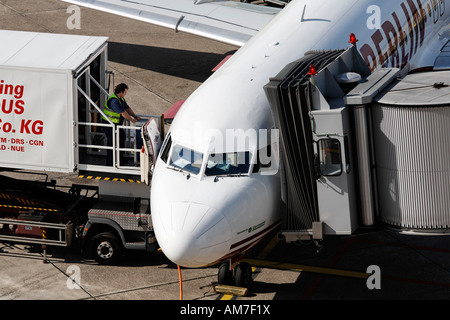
[140,117,163,185]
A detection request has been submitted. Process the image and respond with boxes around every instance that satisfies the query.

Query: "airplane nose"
[154,202,232,267]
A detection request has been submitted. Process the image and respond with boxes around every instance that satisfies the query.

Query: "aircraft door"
[141,117,163,184]
[312,108,358,235]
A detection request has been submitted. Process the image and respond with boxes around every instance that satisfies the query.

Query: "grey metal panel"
[372,103,450,229]
[353,105,376,226]
[89,209,151,231]
[343,68,400,105]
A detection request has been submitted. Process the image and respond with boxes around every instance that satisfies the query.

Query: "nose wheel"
[218,261,253,288]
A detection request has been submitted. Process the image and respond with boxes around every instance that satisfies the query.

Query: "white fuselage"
[151,0,450,267]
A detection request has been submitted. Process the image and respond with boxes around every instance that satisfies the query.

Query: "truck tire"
[91,232,123,265]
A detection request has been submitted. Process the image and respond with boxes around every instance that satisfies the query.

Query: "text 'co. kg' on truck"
[0,30,163,264]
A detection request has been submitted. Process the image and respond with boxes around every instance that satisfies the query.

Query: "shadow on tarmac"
[108,42,237,82]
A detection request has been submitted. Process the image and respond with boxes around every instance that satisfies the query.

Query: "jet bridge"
[265,49,352,240]
[266,45,450,241]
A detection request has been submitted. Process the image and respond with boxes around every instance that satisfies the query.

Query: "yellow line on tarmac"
[219,234,367,300]
[243,258,368,279]
[219,259,367,300]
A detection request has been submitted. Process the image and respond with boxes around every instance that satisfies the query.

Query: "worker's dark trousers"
[103,125,126,166]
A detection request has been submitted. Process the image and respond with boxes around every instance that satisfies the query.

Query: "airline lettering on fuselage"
[360,0,445,70]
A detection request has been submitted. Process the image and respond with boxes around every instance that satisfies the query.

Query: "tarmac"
[1,0,450,310]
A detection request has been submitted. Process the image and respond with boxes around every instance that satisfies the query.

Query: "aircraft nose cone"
[154,202,231,267]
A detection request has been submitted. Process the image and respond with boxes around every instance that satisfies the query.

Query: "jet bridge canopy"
[265,47,373,240]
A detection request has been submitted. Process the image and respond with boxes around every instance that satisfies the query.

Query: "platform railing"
[0,218,73,247]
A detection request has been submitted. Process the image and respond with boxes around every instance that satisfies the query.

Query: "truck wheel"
[91,232,123,265]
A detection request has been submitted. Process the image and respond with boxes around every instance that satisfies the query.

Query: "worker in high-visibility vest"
[102,83,141,166]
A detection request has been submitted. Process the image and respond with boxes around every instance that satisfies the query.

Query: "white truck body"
[0,30,108,172]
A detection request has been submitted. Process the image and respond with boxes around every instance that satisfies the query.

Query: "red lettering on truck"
[20,120,43,135]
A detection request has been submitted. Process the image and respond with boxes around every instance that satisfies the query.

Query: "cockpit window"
[205,152,251,176]
[169,145,203,175]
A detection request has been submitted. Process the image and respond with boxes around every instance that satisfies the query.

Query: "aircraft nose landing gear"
[218,260,253,288]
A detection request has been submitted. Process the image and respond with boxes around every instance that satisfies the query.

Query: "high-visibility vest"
[102,93,123,124]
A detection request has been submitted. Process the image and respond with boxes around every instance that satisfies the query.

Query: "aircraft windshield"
[169,145,203,175]
[205,151,251,176]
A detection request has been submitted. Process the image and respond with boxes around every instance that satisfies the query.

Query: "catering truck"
[0,30,162,264]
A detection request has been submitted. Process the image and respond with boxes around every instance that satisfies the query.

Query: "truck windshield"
[205,152,251,176]
[169,145,203,175]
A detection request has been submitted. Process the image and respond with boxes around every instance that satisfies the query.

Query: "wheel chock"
[213,284,248,297]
